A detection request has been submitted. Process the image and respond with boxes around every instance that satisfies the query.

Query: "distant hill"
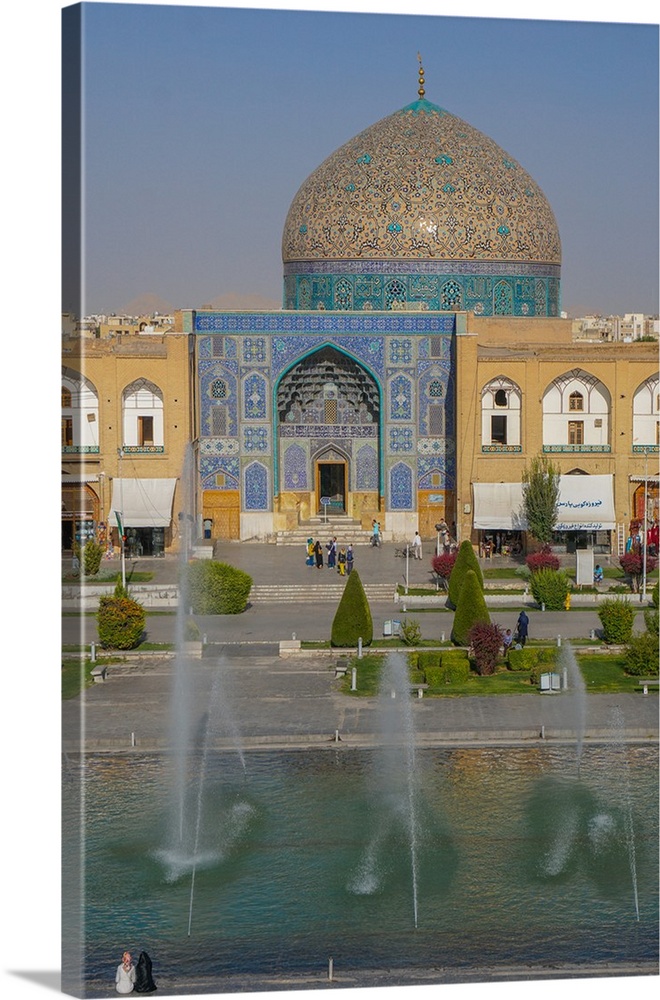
[120,291,281,315]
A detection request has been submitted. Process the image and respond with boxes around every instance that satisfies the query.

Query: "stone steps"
[276,516,376,545]
[250,581,396,603]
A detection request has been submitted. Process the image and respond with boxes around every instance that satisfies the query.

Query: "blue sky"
[69,1,659,317]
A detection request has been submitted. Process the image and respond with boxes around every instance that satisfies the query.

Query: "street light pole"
[641,448,649,603]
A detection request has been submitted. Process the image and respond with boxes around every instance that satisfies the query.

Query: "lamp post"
[117,447,126,591]
[641,448,649,603]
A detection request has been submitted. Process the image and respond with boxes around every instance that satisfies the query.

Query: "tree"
[521,453,560,545]
[619,551,658,593]
[468,621,503,675]
[451,569,490,646]
[331,570,373,647]
[447,540,484,610]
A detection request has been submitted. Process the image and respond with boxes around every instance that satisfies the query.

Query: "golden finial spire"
[417,52,425,99]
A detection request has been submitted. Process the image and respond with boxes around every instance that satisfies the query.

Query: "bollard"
[328,958,334,981]
[541,602,546,612]
[131,732,136,747]
[557,635,561,647]
[203,633,207,645]
[643,684,648,695]
[90,642,96,663]
[292,632,296,640]
[402,602,407,612]
[351,667,357,691]
[540,725,545,740]
[590,629,595,640]
[358,636,363,659]
[417,687,423,699]
[334,729,339,743]
[440,632,445,642]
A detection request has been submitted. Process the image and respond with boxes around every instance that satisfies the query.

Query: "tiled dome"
[282,98,562,315]
[283,97,561,265]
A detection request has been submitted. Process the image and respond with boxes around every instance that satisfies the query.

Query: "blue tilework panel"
[355,444,378,491]
[200,455,239,491]
[242,372,268,420]
[389,462,414,510]
[194,311,455,335]
[244,461,270,510]
[389,374,413,420]
[282,443,308,490]
[243,426,270,454]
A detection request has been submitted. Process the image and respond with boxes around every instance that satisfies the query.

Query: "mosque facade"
[178,84,657,549]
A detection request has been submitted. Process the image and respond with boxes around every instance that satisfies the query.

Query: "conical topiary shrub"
[447,540,484,609]
[331,570,373,648]
[451,568,490,646]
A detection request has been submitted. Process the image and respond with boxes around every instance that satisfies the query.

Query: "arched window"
[122,378,164,449]
[632,375,659,450]
[480,376,521,450]
[61,368,99,452]
[542,369,610,451]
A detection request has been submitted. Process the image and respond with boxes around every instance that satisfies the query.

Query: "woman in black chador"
[134,952,157,993]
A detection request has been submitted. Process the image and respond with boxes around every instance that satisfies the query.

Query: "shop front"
[108,478,176,557]
[472,475,616,554]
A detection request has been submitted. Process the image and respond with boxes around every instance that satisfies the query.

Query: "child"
[337,548,346,575]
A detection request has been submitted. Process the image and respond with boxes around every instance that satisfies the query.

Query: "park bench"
[638,678,659,695]
[91,665,108,683]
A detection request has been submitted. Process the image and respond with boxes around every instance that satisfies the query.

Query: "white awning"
[473,474,616,531]
[108,478,176,528]
[62,473,99,483]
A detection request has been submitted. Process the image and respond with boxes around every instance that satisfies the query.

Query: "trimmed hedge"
[186,560,252,614]
[624,631,660,677]
[451,569,490,645]
[447,540,484,609]
[331,570,373,647]
[529,568,571,610]
[97,596,146,649]
[597,597,636,644]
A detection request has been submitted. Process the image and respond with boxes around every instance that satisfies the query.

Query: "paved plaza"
[62,541,658,753]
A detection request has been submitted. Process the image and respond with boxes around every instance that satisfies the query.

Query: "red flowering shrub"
[526,545,560,573]
[468,620,503,676]
[619,552,658,592]
[432,551,457,582]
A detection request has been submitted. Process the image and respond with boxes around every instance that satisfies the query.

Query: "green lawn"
[62,657,94,699]
[339,650,654,697]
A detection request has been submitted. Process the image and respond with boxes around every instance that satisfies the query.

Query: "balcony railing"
[121,445,165,454]
[481,444,522,453]
[543,444,611,453]
[62,445,100,454]
[632,444,659,453]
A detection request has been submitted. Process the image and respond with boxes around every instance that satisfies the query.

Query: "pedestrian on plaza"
[502,628,513,657]
[115,952,136,995]
[337,547,347,575]
[371,519,380,547]
[306,537,314,567]
[314,539,324,569]
[412,531,422,559]
[134,951,157,994]
[346,544,354,575]
[516,610,529,647]
[327,536,337,569]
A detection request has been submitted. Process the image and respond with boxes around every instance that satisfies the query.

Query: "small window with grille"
[211,336,225,357]
[429,404,444,436]
[324,399,338,423]
[211,404,227,436]
[569,391,584,411]
[429,336,443,358]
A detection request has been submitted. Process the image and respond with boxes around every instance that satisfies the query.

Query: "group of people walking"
[306,536,354,575]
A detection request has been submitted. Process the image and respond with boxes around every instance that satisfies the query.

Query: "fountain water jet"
[358,651,421,928]
[558,642,587,775]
